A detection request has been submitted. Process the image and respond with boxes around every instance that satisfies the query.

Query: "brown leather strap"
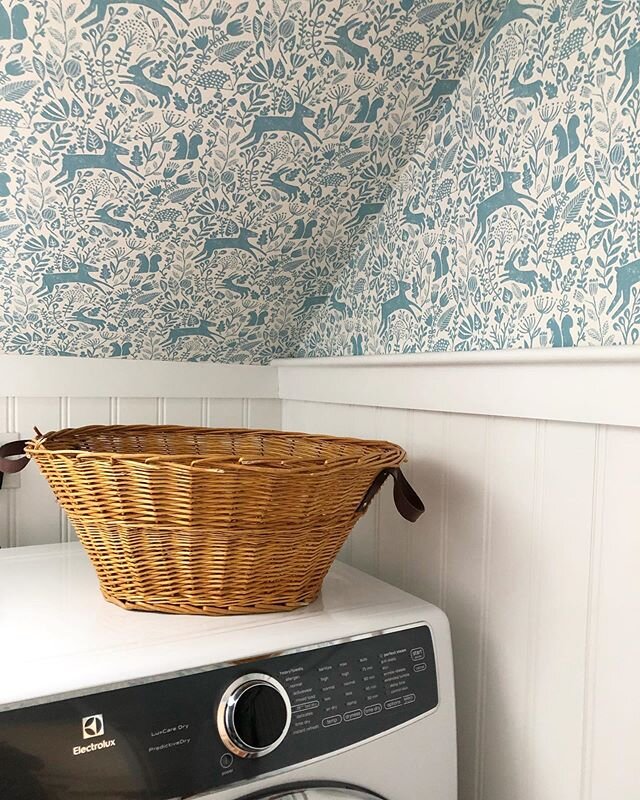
[357,467,425,522]
[0,440,30,489]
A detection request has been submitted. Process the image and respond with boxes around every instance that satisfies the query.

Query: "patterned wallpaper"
[0,0,493,362]
[299,0,640,356]
[1,1,638,363]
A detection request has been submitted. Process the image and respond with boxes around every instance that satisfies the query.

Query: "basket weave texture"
[26,425,405,615]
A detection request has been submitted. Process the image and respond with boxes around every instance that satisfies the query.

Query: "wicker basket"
[14,425,423,615]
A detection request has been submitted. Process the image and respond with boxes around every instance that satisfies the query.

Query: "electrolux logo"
[82,714,104,739]
[72,714,117,757]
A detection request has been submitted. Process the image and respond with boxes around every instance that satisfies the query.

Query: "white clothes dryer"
[0,543,456,799]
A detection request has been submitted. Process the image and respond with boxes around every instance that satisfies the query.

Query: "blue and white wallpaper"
[0,0,638,361]
[299,0,640,356]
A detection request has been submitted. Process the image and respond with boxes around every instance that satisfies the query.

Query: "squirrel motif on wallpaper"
[0,2,28,40]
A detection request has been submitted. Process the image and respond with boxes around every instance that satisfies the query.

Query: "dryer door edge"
[235,782,388,800]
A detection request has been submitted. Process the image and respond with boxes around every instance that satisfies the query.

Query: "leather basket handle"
[0,439,30,489]
[357,467,425,522]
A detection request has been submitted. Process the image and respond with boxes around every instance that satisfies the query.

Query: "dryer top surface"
[0,543,436,706]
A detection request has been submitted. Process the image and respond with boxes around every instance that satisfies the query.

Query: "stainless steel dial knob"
[217,673,292,759]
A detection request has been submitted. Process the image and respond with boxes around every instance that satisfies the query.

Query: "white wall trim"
[4,346,640,427]
[0,355,278,399]
[273,344,640,368]
[275,346,640,428]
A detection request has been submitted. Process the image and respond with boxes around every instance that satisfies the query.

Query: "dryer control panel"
[0,624,438,799]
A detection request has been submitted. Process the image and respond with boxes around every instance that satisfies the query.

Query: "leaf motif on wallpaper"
[441,143,459,173]
[45,53,64,88]
[49,27,66,46]
[279,91,294,114]
[168,188,197,203]
[216,41,252,63]
[594,151,611,183]
[417,3,451,25]
[0,80,37,102]
[563,189,589,222]
[438,307,455,330]
[32,56,45,81]
[263,13,278,50]
[86,129,103,151]
[594,195,618,228]
[339,152,366,168]
[0,224,21,239]
[41,99,71,122]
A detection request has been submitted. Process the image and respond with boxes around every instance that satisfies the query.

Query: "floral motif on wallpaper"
[0,0,495,362]
[300,0,640,357]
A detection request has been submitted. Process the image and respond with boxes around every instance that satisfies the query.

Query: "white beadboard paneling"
[280,399,640,800]
[115,397,160,425]
[1,355,281,549]
[480,417,538,800]
[14,397,63,546]
[67,397,112,428]
[162,398,203,426]
[374,406,411,586]
[281,401,364,564]
[0,396,14,548]
[206,398,246,428]
[247,398,281,430]
[440,413,490,800]
[588,426,640,800]
[345,404,379,576]
[528,422,596,800]
[405,410,448,606]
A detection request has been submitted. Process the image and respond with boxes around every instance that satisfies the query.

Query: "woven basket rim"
[26,424,406,475]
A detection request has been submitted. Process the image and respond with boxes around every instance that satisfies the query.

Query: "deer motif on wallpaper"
[473,171,536,244]
[77,0,187,34]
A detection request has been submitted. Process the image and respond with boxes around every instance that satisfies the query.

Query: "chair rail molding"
[3,346,640,426]
[0,354,278,399]
[274,346,640,428]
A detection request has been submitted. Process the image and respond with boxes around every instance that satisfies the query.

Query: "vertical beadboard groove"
[473,416,494,800]
[371,408,382,576]
[8,395,17,548]
[60,396,71,543]
[10,395,17,547]
[524,419,547,800]
[579,425,608,800]
[440,412,451,610]
[400,409,415,583]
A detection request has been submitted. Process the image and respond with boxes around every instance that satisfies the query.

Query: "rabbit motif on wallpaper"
[0,0,639,362]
